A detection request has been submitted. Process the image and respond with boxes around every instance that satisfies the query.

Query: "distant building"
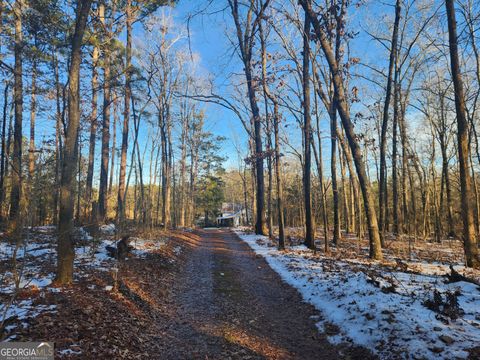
[216,202,247,227]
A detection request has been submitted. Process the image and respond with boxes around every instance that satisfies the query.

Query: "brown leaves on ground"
[10,230,196,359]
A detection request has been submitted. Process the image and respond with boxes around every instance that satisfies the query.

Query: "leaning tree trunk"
[445,0,480,268]
[300,0,382,259]
[56,0,93,284]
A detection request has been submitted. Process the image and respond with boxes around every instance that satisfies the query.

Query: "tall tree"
[9,0,23,238]
[302,10,315,249]
[0,81,9,220]
[227,0,270,235]
[98,2,111,222]
[56,0,93,284]
[445,0,480,268]
[379,0,401,240]
[86,39,98,218]
[117,0,132,223]
[259,19,285,249]
[300,0,383,259]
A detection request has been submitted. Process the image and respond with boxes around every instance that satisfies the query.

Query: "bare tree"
[445,0,480,268]
[227,0,271,235]
[300,0,383,259]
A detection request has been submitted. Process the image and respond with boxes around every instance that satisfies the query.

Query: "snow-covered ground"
[235,230,480,359]
[0,225,168,338]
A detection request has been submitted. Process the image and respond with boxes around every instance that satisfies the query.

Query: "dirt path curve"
[163,228,372,360]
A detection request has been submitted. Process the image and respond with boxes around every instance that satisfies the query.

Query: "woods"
[0,0,478,279]
[0,0,480,357]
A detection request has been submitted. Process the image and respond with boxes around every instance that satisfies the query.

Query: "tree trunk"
[439,97,455,237]
[379,0,401,240]
[330,98,341,244]
[160,114,170,228]
[9,0,23,238]
[98,3,111,222]
[229,0,267,235]
[0,81,9,220]
[267,120,274,239]
[392,72,400,234]
[86,43,98,221]
[29,60,36,184]
[53,51,62,225]
[303,11,315,249]
[179,106,187,228]
[445,0,480,268]
[340,143,349,233]
[117,0,131,224]
[76,139,82,224]
[337,128,360,237]
[399,95,409,233]
[273,102,285,249]
[301,0,382,259]
[56,0,93,284]
[108,94,117,196]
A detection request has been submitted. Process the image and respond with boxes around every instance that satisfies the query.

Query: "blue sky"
[169,0,248,169]
[123,0,400,178]
[13,0,426,185]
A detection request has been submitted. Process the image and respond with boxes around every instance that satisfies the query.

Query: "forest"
[0,0,479,359]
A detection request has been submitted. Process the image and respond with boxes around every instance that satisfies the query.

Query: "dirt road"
[19,228,373,359]
[163,228,372,359]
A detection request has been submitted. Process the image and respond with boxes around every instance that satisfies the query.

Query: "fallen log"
[444,265,480,287]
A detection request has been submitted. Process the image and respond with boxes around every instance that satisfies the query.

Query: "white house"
[216,203,247,227]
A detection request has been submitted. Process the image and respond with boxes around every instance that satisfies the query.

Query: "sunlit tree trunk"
[117,0,131,224]
[108,94,118,197]
[392,70,400,234]
[445,0,480,268]
[379,0,401,240]
[303,10,315,249]
[301,0,382,259]
[56,0,93,284]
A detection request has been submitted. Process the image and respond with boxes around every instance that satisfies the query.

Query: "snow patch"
[235,230,480,359]
[99,223,116,235]
[130,237,166,257]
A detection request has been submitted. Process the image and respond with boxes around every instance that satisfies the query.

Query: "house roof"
[217,210,243,220]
